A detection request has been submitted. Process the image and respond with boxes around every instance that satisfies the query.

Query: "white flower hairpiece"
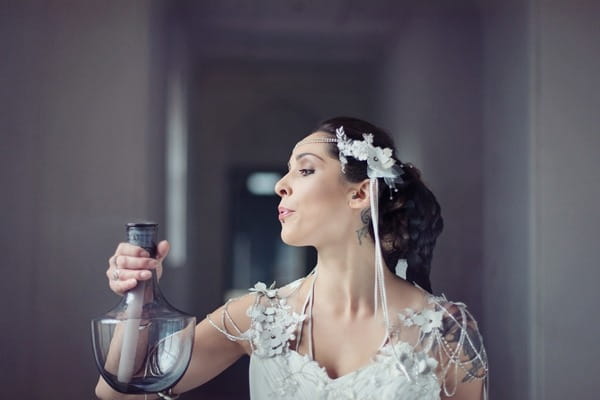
[335,126,403,192]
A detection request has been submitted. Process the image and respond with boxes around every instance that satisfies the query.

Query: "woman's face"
[274,132,357,247]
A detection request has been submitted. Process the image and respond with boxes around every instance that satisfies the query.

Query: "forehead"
[291,132,335,158]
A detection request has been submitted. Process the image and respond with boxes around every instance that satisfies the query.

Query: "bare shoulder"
[384,275,431,312]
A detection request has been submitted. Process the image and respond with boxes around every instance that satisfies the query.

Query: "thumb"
[157,240,170,261]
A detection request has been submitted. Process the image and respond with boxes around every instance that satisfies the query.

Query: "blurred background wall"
[1,0,598,399]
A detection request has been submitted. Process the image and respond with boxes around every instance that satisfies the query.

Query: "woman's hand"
[106,240,170,296]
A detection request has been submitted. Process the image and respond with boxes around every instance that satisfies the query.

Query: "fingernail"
[140,271,151,279]
[149,260,159,268]
[140,250,150,257]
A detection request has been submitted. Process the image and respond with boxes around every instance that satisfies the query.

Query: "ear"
[348,179,372,209]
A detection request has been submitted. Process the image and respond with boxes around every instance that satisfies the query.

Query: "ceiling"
[171,0,415,62]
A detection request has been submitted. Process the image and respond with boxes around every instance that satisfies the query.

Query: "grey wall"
[0,1,166,398]
[483,0,600,399]
[482,0,533,398]
[535,0,600,397]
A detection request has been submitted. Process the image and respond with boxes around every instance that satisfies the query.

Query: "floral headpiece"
[335,126,404,194]
[296,126,405,194]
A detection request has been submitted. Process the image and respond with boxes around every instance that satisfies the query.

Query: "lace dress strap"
[207,279,308,357]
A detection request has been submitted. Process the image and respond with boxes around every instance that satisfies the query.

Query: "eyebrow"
[287,152,325,169]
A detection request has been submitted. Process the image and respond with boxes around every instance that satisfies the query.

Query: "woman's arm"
[95,294,255,399]
[96,241,256,399]
[170,295,255,392]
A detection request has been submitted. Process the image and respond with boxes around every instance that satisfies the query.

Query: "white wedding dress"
[209,272,488,400]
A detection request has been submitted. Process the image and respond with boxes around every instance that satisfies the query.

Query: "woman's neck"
[312,238,384,317]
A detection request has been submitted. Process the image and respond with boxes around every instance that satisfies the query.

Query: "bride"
[96,117,488,400]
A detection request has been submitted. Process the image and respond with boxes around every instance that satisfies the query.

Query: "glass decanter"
[92,222,196,394]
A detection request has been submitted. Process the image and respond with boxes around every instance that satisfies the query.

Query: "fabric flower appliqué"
[335,127,397,179]
[389,346,439,380]
[398,308,443,334]
[250,281,278,298]
[247,284,306,358]
[414,352,438,375]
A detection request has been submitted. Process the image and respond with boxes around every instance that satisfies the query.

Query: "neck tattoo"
[355,209,371,246]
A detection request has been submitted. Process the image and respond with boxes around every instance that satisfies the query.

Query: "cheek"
[299,182,351,231]
[281,183,347,244]
[303,178,344,211]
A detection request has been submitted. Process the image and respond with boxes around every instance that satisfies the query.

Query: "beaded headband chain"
[295,126,407,193]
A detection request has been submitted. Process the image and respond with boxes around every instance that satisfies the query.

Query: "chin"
[280,229,310,247]
[280,232,299,246]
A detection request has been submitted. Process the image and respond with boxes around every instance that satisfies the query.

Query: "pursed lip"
[278,206,295,221]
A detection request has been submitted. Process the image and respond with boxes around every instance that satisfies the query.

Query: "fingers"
[106,265,152,296]
[157,240,170,261]
[114,254,158,270]
[109,275,139,295]
[115,242,151,258]
[107,242,162,296]
[106,266,152,282]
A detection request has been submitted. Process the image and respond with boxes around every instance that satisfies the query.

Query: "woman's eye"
[299,169,315,176]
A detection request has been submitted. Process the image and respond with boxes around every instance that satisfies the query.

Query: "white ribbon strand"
[369,178,390,332]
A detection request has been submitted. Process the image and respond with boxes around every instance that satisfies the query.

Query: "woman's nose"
[274,175,290,197]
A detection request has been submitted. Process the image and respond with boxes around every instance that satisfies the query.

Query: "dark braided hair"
[316,117,443,293]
